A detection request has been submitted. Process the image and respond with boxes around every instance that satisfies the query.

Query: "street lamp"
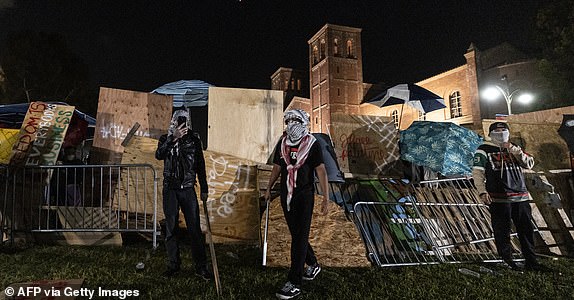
[481,79,534,115]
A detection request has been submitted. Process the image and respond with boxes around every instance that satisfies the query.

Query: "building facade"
[274,23,549,132]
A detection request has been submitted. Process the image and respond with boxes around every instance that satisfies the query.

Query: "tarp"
[151,80,213,107]
[0,102,96,128]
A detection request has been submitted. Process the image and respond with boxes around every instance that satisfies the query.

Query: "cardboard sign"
[9,102,75,166]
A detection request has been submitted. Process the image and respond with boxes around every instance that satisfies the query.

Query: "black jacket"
[155,132,208,192]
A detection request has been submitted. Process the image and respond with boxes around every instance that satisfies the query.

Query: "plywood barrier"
[329,113,402,177]
[91,87,172,163]
[122,136,261,244]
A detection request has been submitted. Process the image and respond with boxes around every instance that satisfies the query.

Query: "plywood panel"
[329,113,402,176]
[207,87,284,164]
[122,136,261,244]
[92,87,172,157]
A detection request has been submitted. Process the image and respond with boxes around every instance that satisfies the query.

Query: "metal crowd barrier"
[0,164,159,249]
[333,177,523,267]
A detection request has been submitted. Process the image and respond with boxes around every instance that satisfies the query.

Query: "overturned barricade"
[334,177,520,267]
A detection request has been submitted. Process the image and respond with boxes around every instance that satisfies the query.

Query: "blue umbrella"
[399,121,483,176]
[151,80,213,107]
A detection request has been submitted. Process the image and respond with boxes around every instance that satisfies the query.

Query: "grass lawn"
[1,241,573,300]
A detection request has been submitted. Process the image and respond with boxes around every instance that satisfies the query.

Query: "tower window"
[284,79,289,91]
[449,91,463,118]
[312,45,319,64]
[291,79,295,90]
[347,40,354,58]
[391,110,399,128]
[320,39,326,60]
[315,116,319,124]
[337,88,340,96]
[336,66,340,73]
[297,79,301,91]
[333,38,339,56]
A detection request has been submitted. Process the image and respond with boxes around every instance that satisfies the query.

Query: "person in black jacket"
[155,109,212,280]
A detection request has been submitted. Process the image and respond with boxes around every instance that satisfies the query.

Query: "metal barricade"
[335,177,522,267]
[0,164,159,249]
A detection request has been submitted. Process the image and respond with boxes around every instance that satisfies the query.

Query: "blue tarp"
[151,80,213,107]
[0,102,96,128]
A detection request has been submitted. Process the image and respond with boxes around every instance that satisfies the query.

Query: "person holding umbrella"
[265,109,330,299]
[155,109,213,280]
[472,122,549,271]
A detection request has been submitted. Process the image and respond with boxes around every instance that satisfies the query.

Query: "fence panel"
[0,164,159,249]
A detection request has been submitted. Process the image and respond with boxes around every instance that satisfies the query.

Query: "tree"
[535,0,574,105]
[0,31,95,113]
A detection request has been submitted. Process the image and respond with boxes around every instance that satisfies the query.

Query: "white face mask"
[490,130,509,145]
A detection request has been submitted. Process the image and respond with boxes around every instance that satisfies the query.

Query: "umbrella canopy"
[400,121,483,176]
[368,83,446,113]
[151,80,213,107]
[558,114,574,152]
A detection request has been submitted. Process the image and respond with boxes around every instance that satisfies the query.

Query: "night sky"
[0,0,544,93]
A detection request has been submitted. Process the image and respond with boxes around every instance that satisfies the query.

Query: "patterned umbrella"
[399,121,483,176]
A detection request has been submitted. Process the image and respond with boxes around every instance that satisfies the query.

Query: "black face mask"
[177,116,187,126]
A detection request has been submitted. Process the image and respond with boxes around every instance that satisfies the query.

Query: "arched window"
[391,110,399,128]
[284,79,289,91]
[297,79,301,91]
[333,38,339,56]
[312,45,319,64]
[449,91,463,118]
[320,39,326,60]
[347,40,354,58]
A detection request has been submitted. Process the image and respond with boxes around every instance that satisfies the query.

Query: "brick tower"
[308,24,364,133]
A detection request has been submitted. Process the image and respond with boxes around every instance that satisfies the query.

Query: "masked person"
[472,122,548,271]
[265,109,330,299]
[155,109,213,280]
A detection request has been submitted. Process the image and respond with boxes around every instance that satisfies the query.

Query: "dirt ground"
[262,195,370,267]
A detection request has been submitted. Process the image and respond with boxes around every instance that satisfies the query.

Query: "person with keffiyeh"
[265,109,330,300]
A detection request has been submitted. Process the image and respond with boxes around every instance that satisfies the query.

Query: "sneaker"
[196,268,214,281]
[503,260,523,271]
[162,266,180,277]
[302,263,321,281]
[275,281,301,300]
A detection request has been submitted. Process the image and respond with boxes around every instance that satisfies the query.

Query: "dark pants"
[281,190,318,285]
[163,186,207,271]
[490,201,537,264]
